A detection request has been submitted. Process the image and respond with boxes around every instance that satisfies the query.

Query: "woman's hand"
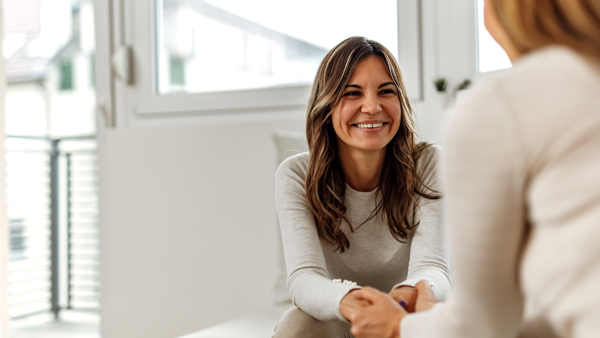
[413,280,439,312]
[343,281,440,338]
[388,286,417,313]
[339,289,370,321]
[344,286,406,338]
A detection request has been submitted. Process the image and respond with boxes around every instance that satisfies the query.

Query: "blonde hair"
[490,0,600,57]
[305,36,439,252]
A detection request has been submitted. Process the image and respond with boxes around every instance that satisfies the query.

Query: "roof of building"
[3,0,76,82]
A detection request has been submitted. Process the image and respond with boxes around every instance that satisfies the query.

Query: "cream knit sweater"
[402,46,600,338]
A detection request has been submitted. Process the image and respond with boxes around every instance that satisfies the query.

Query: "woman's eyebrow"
[344,82,395,89]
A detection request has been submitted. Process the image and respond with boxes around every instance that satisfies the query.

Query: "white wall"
[97,1,478,337]
[47,0,96,138]
[99,110,306,337]
[46,54,97,137]
[4,83,48,136]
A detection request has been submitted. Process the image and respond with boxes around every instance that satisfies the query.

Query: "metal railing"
[6,135,99,319]
[65,148,99,311]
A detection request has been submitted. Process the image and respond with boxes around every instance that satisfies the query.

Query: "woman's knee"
[273,306,352,338]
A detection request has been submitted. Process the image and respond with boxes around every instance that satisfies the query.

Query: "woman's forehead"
[347,56,394,84]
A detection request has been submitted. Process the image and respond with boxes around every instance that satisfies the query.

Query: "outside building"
[4,0,96,138]
[3,0,98,321]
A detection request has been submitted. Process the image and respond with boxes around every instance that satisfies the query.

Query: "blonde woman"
[342,1,600,337]
[273,37,451,337]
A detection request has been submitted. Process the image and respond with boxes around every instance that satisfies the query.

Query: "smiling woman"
[305,37,435,251]
[273,37,451,337]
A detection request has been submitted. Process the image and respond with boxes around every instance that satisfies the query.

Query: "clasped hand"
[339,280,438,338]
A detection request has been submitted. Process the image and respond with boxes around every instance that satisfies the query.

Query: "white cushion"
[271,131,308,305]
[272,131,308,166]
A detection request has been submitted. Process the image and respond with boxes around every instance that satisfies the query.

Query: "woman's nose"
[360,93,382,114]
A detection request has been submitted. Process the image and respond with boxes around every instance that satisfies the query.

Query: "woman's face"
[330,55,402,156]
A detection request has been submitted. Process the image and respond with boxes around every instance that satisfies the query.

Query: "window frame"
[473,0,512,81]
[115,0,424,116]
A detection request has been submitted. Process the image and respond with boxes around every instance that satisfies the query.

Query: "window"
[476,0,511,73]
[113,0,422,115]
[156,0,399,95]
[169,56,185,87]
[59,59,74,90]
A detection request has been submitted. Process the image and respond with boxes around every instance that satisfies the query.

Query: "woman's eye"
[343,91,360,96]
[380,89,396,94]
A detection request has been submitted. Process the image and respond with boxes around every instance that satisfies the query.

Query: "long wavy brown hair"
[305,36,440,253]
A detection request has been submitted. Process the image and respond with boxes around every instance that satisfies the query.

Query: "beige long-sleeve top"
[402,46,600,338]
[275,147,451,322]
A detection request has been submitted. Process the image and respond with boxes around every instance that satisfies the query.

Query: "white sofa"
[178,131,308,338]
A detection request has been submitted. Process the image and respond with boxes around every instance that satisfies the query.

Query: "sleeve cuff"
[391,278,430,291]
[333,285,363,323]
[392,271,450,301]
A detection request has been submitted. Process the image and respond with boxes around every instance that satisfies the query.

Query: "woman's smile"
[352,121,388,130]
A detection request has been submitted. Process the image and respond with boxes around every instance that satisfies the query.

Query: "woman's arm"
[401,82,527,337]
[391,145,451,301]
[275,154,360,321]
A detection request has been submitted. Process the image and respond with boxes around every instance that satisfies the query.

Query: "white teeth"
[356,123,384,128]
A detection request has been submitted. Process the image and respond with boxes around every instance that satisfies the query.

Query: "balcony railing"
[6,135,99,319]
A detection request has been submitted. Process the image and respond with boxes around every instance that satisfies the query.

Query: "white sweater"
[402,47,600,338]
[275,146,451,322]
